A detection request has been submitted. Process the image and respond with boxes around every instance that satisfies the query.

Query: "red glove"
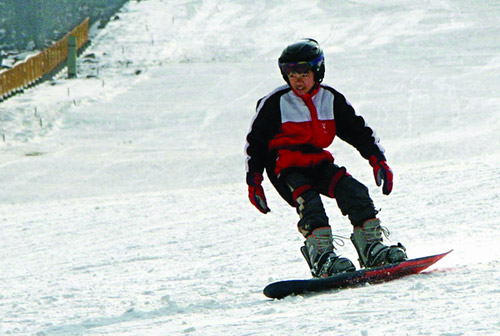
[369,155,393,195]
[247,172,271,214]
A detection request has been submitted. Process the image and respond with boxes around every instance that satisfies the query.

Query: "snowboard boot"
[350,218,407,268]
[301,227,355,278]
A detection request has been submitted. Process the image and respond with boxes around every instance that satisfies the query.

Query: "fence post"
[67,35,77,78]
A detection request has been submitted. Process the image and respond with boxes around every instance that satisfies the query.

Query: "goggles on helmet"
[279,54,324,76]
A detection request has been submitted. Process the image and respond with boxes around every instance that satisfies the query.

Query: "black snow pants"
[268,162,377,237]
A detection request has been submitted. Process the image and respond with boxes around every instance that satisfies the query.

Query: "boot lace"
[332,234,348,248]
[380,226,391,241]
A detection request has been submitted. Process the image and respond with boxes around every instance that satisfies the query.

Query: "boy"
[245,39,407,277]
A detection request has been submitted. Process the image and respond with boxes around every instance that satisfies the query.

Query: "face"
[288,70,315,96]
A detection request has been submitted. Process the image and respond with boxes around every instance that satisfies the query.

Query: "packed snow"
[1,0,499,335]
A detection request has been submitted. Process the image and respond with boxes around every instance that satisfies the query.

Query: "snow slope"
[1,0,499,335]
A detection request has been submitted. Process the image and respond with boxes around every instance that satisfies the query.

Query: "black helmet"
[278,38,325,84]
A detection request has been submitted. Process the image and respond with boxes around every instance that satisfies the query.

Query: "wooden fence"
[0,17,90,102]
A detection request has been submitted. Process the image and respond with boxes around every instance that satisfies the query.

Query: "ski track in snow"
[1,1,499,335]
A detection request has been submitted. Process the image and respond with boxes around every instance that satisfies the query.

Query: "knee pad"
[327,167,348,198]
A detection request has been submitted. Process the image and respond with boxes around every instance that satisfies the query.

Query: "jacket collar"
[291,83,320,101]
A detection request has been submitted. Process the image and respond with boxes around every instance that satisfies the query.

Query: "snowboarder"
[245,38,407,278]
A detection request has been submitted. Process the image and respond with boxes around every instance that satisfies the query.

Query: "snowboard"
[263,250,452,299]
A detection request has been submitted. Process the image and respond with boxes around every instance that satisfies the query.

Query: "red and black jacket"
[245,84,385,179]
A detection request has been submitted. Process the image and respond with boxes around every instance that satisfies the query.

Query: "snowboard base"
[264,250,452,299]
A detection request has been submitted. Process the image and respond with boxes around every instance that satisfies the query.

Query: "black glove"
[247,172,271,214]
[369,155,393,195]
